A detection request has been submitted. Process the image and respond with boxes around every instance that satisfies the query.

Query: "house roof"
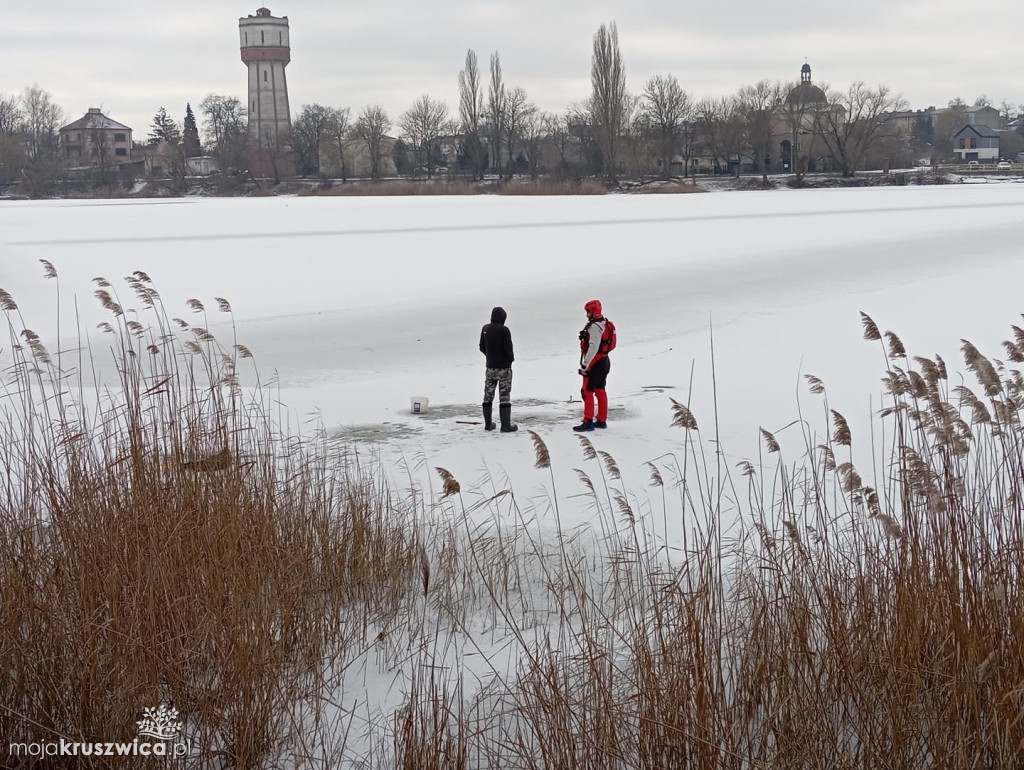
[955,124,999,138]
[929,105,998,117]
[61,109,132,133]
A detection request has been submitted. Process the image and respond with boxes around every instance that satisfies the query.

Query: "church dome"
[786,62,828,107]
[786,81,828,106]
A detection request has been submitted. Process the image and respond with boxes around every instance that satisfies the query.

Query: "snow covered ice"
[6,184,1024,761]
[5,186,1024,543]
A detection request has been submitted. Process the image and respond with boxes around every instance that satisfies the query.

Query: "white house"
[186,156,220,176]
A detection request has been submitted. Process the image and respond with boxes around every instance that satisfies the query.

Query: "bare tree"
[817,83,907,177]
[89,126,115,188]
[292,104,338,176]
[641,74,691,179]
[325,107,352,181]
[199,95,248,173]
[974,94,992,108]
[590,22,628,183]
[737,80,784,185]
[199,95,231,154]
[487,52,505,174]
[0,93,21,135]
[628,104,654,178]
[21,85,63,163]
[543,112,573,178]
[521,110,547,178]
[20,85,63,195]
[678,117,697,181]
[458,49,485,179]
[998,100,1017,128]
[619,93,647,178]
[567,100,600,175]
[146,111,188,191]
[935,98,969,159]
[400,95,450,177]
[695,96,744,176]
[259,126,291,184]
[502,87,535,177]
[355,105,390,180]
[0,93,24,184]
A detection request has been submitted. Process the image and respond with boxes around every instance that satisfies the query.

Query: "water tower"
[239,7,294,176]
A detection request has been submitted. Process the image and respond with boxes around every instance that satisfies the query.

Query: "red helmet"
[584,299,603,318]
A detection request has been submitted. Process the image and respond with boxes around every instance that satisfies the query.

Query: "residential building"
[59,109,133,168]
[886,109,933,139]
[319,135,399,178]
[929,105,1004,131]
[132,141,181,178]
[953,125,1000,162]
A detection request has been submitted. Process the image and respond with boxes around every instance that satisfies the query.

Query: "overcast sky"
[4,1,1023,136]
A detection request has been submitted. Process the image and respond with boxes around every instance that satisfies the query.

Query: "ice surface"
[5,188,1024,534]
[6,186,1024,762]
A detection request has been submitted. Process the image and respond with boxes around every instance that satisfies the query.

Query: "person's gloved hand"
[578,368,588,376]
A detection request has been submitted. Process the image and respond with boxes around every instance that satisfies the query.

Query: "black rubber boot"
[499,404,518,433]
[482,402,496,431]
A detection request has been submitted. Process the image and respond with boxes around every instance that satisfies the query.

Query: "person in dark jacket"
[479,307,517,432]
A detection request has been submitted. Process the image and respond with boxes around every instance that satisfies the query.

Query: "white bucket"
[410,397,430,415]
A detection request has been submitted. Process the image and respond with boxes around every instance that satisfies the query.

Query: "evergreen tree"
[183,103,201,157]
[913,115,935,150]
[392,138,413,175]
[149,107,181,146]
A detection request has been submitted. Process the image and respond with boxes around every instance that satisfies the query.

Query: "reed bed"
[2,268,1022,768]
[296,178,608,197]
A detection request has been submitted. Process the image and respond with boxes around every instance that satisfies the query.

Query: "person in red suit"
[574,299,614,432]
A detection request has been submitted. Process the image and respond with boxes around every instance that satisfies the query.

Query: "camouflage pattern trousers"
[483,367,513,406]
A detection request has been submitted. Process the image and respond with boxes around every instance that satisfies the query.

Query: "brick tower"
[239,7,295,178]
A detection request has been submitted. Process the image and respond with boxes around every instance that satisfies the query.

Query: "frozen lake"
[4,185,1024,537]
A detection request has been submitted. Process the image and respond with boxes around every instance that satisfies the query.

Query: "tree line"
[3,21,1023,193]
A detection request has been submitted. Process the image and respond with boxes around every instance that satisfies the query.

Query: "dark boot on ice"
[482,402,496,431]
[499,404,518,433]
[572,420,595,432]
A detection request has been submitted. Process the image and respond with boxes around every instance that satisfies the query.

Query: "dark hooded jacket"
[480,307,515,369]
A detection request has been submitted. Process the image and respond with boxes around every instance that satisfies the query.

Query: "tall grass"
[388,314,1024,767]
[2,269,1022,767]
[0,272,427,768]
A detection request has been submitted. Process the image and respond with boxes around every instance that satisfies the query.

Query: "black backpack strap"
[579,320,593,367]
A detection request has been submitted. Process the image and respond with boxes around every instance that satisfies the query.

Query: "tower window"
[261,30,265,44]
[279,32,283,45]
[264,70,268,82]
